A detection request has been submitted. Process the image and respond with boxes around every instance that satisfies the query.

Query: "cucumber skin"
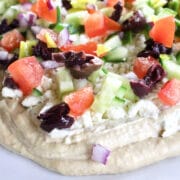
[161,59,180,79]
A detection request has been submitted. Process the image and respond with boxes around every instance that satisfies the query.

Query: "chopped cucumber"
[118,76,138,101]
[88,68,107,83]
[157,7,177,18]
[32,88,43,97]
[104,35,122,51]
[104,46,128,62]
[112,96,126,107]
[176,52,180,64]
[100,7,114,17]
[160,55,180,79]
[149,0,167,9]
[65,11,89,26]
[91,73,122,114]
[56,67,74,98]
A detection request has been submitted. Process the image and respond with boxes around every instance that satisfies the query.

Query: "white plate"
[1,146,180,180]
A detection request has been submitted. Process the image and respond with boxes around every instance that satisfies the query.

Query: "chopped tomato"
[104,15,121,31]
[0,29,24,52]
[158,79,180,106]
[85,12,107,38]
[106,0,124,7]
[31,0,57,23]
[133,56,159,79]
[61,42,97,55]
[149,16,175,48]
[64,86,94,117]
[8,56,44,95]
[85,12,121,38]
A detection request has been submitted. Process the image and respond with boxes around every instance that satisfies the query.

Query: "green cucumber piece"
[91,73,122,114]
[176,52,180,64]
[104,35,122,50]
[64,11,89,26]
[56,67,74,97]
[161,58,180,79]
[32,88,43,97]
[104,46,128,62]
[88,68,107,83]
[112,96,126,107]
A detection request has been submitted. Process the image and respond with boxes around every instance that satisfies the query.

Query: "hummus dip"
[0,0,180,176]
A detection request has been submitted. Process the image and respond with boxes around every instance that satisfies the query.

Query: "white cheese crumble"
[128,100,160,120]
[106,106,127,121]
[162,108,180,137]
[22,96,41,107]
[40,76,53,91]
[2,87,23,98]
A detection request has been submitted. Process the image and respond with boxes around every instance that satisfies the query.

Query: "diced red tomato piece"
[31,0,57,23]
[0,29,24,52]
[64,86,94,117]
[8,56,44,95]
[106,0,124,7]
[61,42,97,55]
[158,79,180,106]
[85,12,107,38]
[104,15,121,31]
[133,56,159,79]
[149,16,175,48]
[85,12,121,38]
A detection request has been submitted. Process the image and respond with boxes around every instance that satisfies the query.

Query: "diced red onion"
[41,60,64,69]
[47,0,55,10]
[18,12,37,28]
[57,28,70,48]
[91,144,111,165]
[22,2,32,11]
[0,51,9,60]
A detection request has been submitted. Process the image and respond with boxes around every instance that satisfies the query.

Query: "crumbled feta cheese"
[49,129,71,138]
[162,108,180,137]
[40,76,53,91]
[128,100,160,119]
[77,111,93,128]
[2,87,23,98]
[106,106,127,121]
[22,96,41,107]
[39,102,54,114]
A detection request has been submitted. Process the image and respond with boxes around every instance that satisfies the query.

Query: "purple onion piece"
[18,13,28,27]
[41,60,64,69]
[47,0,54,10]
[91,144,111,165]
[57,28,70,48]
[18,12,36,27]
[0,51,8,60]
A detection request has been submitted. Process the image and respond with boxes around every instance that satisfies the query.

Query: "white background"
[1,146,180,180]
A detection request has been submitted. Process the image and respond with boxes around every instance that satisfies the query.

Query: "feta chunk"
[128,100,159,119]
[2,87,23,98]
[22,96,41,107]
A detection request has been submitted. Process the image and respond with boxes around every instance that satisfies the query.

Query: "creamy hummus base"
[0,94,180,175]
